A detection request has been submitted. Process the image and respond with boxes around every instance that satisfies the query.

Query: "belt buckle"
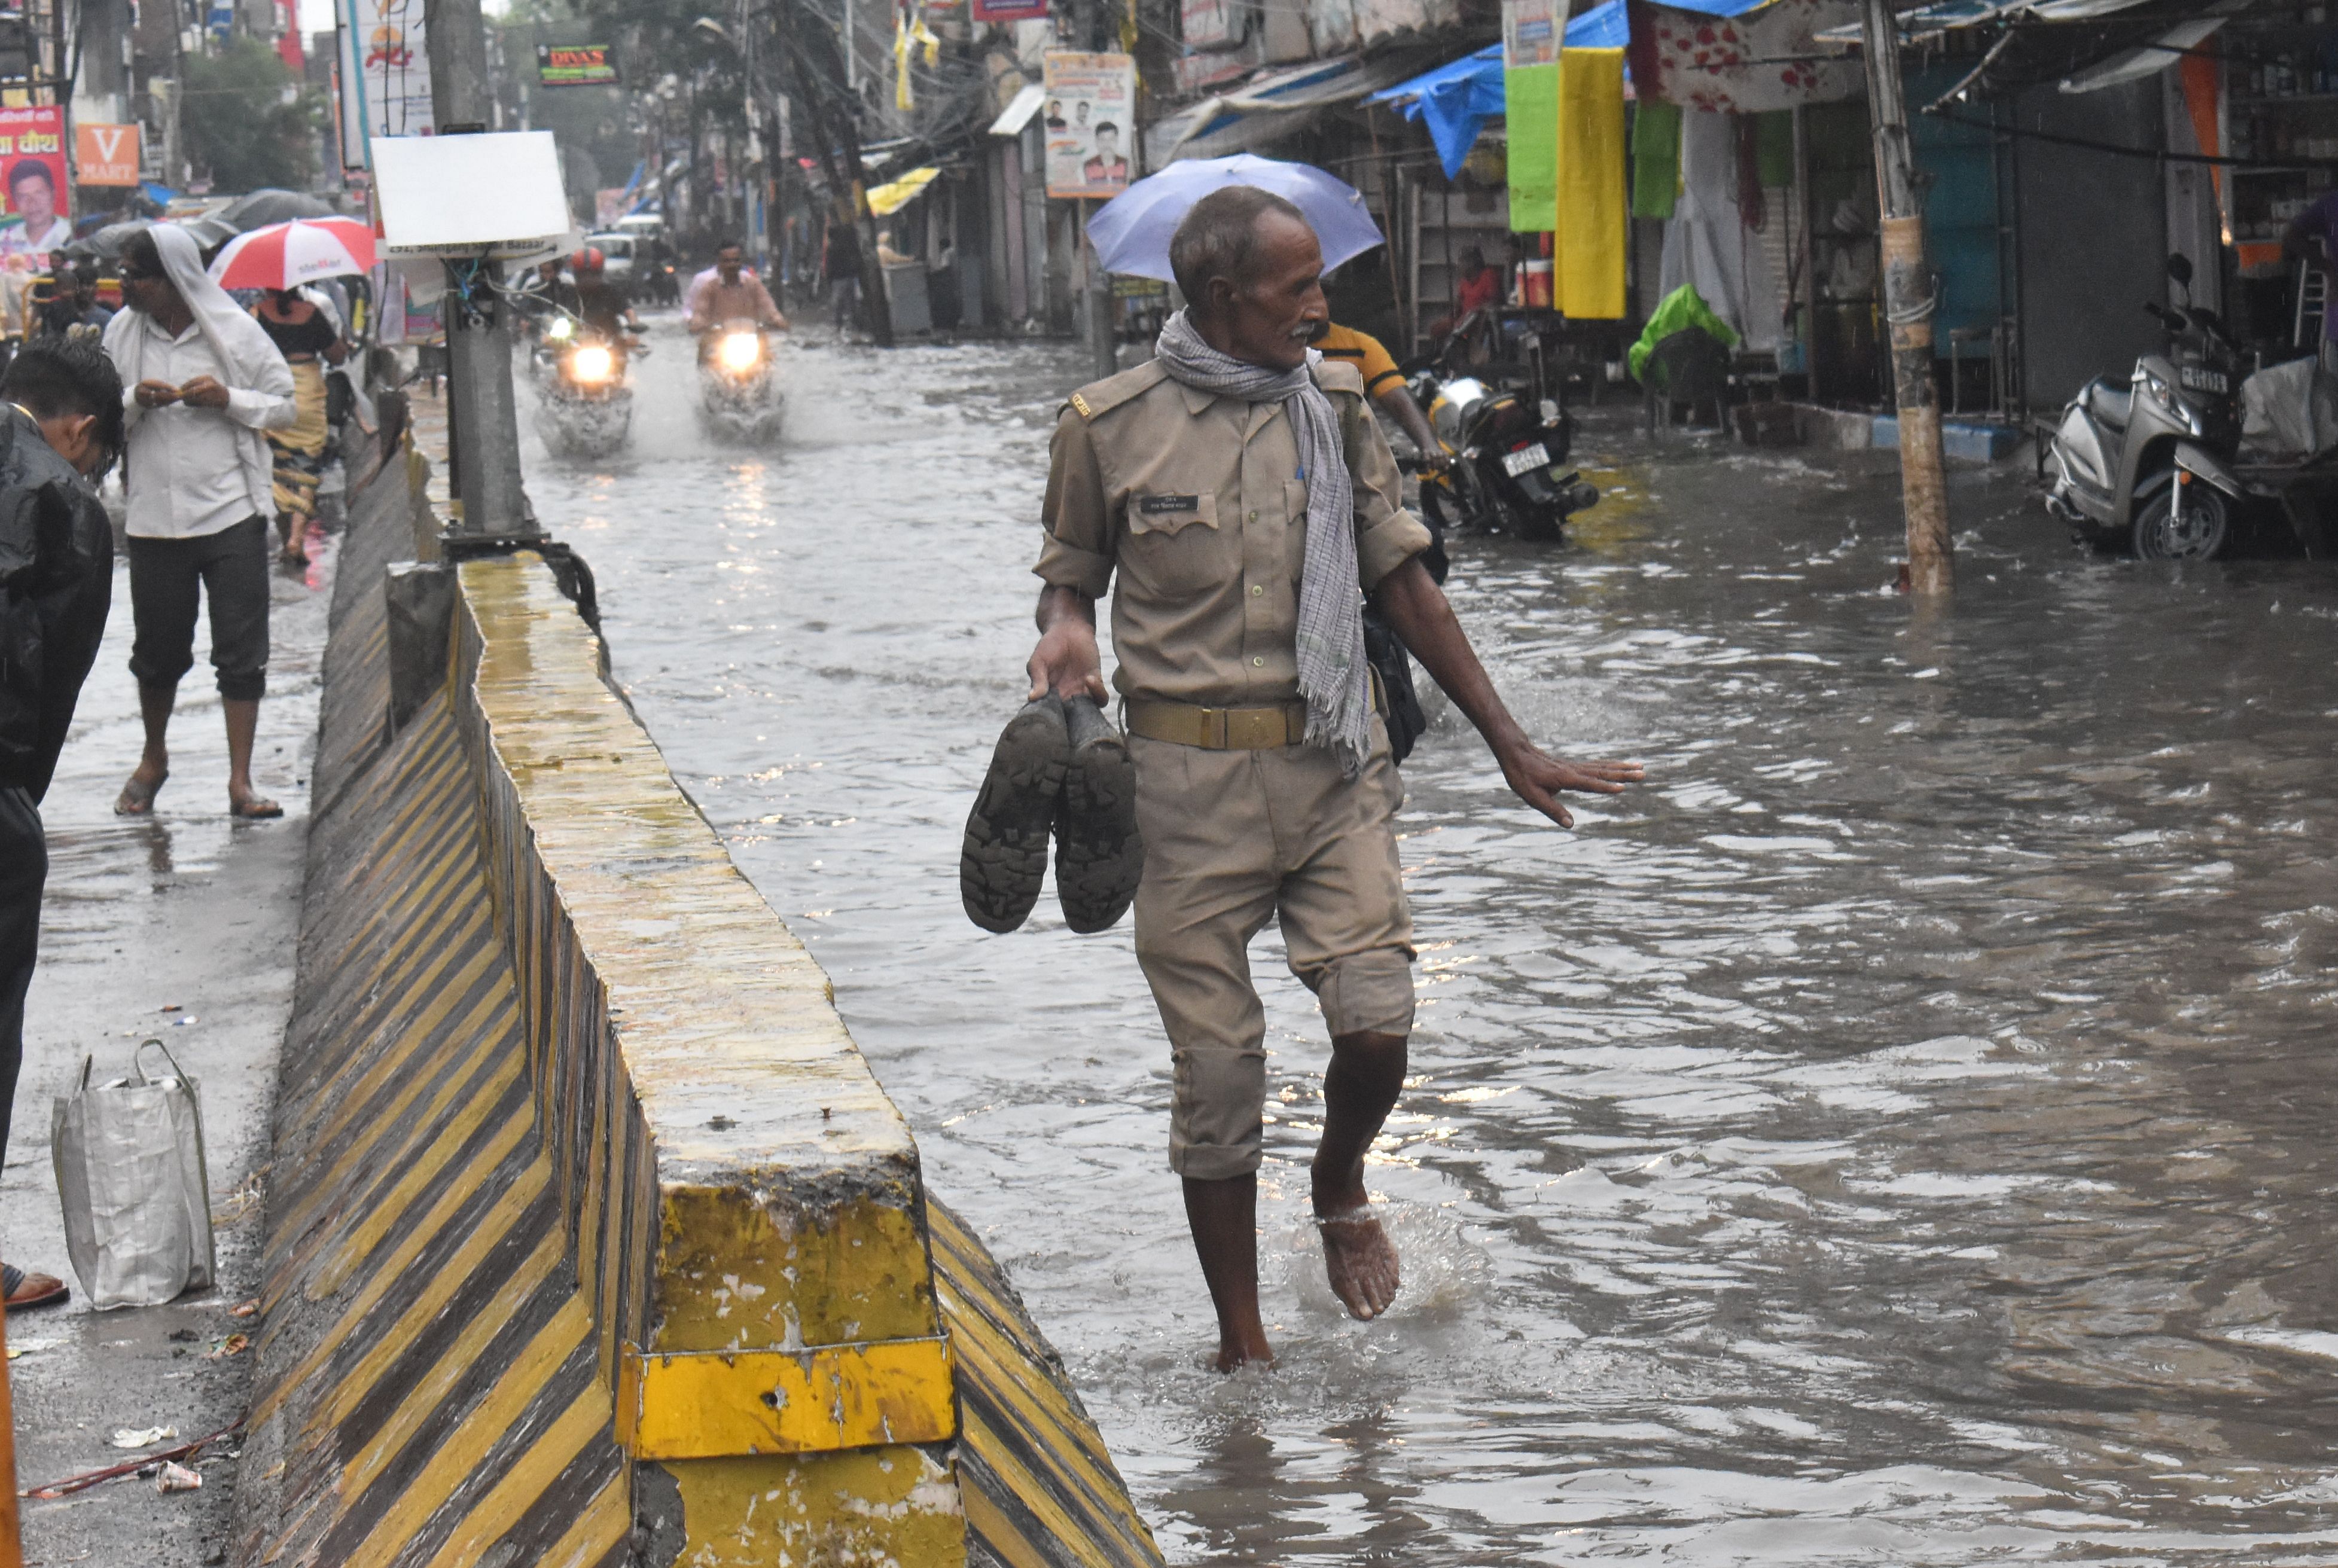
[1226,707,1282,749]
[1196,707,1228,748]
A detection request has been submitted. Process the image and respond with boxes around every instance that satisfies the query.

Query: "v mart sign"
[75,123,141,185]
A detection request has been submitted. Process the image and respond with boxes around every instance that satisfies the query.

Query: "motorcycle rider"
[1314,319,1445,473]
[687,238,788,359]
[551,247,642,352]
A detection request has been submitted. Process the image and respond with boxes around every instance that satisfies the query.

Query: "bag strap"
[132,1037,187,1085]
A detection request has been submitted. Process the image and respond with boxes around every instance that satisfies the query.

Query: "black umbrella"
[216,189,336,231]
[63,218,154,261]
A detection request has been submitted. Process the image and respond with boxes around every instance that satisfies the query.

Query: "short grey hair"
[1169,185,1311,310]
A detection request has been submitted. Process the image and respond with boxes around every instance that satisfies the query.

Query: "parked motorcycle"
[696,322,785,443]
[535,330,636,457]
[2046,254,2246,560]
[1407,367,1601,543]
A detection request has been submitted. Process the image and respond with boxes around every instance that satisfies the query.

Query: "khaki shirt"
[1035,357,1432,708]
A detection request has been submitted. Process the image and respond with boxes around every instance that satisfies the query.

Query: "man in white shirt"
[102,225,297,819]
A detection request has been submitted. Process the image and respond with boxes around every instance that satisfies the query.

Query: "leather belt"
[1125,699,1310,750]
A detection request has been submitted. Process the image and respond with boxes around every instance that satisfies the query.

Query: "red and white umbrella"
[206,217,378,291]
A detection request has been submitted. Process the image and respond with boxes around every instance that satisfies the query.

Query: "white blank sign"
[370,131,570,257]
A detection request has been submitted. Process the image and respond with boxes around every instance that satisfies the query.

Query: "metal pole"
[1858,0,1951,594]
[425,0,537,539]
[1085,200,1115,379]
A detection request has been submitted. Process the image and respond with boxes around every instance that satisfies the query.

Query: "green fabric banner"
[1629,100,1680,221]
[1505,62,1558,233]
[1754,109,1795,190]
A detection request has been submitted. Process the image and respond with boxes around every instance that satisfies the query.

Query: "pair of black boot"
[961,694,1142,934]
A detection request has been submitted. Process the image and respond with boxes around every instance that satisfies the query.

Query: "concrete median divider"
[231,426,1164,1567]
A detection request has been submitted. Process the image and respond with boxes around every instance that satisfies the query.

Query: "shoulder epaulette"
[1312,359,1367,397]
[1063,358,1170,422]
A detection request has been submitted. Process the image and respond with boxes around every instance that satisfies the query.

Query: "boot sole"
[961,698,1071,934]
[1056,725,1143,935]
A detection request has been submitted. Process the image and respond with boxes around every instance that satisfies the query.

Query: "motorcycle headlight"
[717,332,761,373]
[546,318,575,342]
[569,344,615,384]
[2140,369,2202,434]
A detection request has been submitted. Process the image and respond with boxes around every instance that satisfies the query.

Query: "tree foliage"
[182,38,325,193]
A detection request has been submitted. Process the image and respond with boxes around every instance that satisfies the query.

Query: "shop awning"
[1365,0,1630,178]
[867,167,941,215]
[1812,0,2162,46]
[989,83,1045,137]
[1143,54,1429,167]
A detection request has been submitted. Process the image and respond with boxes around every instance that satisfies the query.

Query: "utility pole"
[1075,0,1114,379]
[425,0,537,539]
[1858,0,1951,595]
[774,0,891,346]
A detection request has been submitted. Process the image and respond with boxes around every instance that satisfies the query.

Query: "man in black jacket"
[0,337,124,1310]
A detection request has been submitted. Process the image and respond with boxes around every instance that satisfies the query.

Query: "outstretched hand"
[1493,740,1643,829]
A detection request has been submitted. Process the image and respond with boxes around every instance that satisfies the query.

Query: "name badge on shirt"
[1137,494,1201,515]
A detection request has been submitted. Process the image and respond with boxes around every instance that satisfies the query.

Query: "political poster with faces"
[1042,52,1136,200]
[0,107,69,259]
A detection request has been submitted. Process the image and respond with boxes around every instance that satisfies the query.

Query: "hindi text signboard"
[0,107,69,258]
[1041,52,1136,200]
[334,0,431,173]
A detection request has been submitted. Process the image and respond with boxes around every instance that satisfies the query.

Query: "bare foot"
[114,765,167,816]
[1214,1334,1275,1374]
[229,791,283,819]
[1316,1206,1400,1321]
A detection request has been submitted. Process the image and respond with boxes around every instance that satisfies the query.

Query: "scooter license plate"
[2179,366,2227,394]
[1501,441,1550,478]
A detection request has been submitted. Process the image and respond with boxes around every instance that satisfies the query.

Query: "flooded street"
[525,322,2338,1565]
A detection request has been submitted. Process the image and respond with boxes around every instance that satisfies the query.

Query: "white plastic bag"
[51,1040,216,1310]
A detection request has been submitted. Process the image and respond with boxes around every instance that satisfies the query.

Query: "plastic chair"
[1641,329,1731,434]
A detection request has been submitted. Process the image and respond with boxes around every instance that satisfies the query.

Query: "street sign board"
[0,106,68,258]
[536,42,618,87]
[1041,52,1135,200]
[75,123,141,186]
[334,0,431,173]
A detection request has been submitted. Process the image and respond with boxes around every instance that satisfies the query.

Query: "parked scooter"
[1407,365,1601,543]
[696,321,785,443]
[2046,254,2248,560]
[535,329,637,457]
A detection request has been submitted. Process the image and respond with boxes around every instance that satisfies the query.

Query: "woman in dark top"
[251,288,346,565]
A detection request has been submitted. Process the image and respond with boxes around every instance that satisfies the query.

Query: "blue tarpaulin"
[1368,0,1769,177]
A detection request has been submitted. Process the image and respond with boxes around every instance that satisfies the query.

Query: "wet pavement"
[524,318,2338,1566]
[5,507,333,1564]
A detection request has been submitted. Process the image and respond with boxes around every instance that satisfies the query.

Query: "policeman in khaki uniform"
[1025,187,1639,1371]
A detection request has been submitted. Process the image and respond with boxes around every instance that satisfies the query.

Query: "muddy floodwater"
[522,324,2338,1564]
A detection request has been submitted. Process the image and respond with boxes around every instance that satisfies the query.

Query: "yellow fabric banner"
[1551,46,1626,319]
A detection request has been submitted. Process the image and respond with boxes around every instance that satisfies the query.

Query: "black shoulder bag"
[1338,385,1435,765]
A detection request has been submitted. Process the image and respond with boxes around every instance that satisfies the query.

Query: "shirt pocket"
[1122,490,1231,599]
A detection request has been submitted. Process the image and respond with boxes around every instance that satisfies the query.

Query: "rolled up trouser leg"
[1130,735,1280,1181]
[1130,718,1418,1178]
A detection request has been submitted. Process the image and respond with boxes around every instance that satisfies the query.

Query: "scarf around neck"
[1151,309,1369,775]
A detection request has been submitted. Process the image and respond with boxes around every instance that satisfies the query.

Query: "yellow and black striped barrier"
[232,436,1162,1567]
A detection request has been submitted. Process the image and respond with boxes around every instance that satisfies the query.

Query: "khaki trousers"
[1130,716,1417,1180]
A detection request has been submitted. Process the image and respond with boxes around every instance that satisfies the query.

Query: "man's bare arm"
[1373,556,1641,827]
[1027,584,1109,703]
